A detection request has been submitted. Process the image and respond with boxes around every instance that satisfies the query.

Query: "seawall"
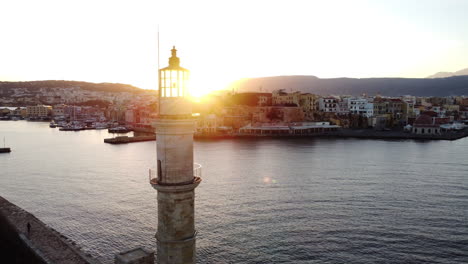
[0,196,99,264]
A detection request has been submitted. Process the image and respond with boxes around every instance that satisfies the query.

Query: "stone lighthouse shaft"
[149,46,201,264]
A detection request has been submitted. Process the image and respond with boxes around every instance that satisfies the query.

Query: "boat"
[59,121,84,131]
[56,121,67,127]
[440,122,466,131]
[49,121,57,128]
[1,137,11,153]
[60,125,84,131]
[0,148,11,153]
[108,126,132,133]
[94,122,108,130]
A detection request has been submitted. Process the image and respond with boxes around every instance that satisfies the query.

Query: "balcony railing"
[149,163,202,185]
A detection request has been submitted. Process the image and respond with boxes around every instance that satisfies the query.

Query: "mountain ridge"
[233,75,468,96]
[0,80,143,93]
[427,68,468,78]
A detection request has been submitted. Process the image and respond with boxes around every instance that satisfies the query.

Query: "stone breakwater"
[0,196,99,264]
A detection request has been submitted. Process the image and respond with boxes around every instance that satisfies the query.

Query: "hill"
[0,80,143,93]
[234,75,468,97]
[427,68,468,78]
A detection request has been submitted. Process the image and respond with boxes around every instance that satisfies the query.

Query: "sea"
[0,120,467,264]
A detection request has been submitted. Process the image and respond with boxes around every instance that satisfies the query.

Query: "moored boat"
[59,121,85,131]
[108,126,132,133]
[0,148,11,153]
[1,137,10,153]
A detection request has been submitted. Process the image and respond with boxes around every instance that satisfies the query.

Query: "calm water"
[1,121,467,264]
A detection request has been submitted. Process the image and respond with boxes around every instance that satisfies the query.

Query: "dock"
[104,135,156,144]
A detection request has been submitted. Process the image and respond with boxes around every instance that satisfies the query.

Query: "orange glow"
[1,1,466,89]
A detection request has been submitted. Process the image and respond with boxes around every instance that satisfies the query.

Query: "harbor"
[102,127,468,144]
[1,120,468,264]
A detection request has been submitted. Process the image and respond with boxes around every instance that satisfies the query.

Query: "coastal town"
[1,83,468,139]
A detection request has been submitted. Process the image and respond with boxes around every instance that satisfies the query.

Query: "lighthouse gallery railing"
[149,163,202,185]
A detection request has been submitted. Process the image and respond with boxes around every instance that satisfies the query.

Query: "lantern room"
[159,46,189,98]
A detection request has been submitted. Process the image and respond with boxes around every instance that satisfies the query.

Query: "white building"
[318,97,339,112]
[348,98,374,117]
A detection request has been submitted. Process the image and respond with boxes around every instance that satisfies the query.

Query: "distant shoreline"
[194,128,468,141]
[2,120,467,142]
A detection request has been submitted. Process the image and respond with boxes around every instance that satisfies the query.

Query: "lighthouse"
[149,46,202,263]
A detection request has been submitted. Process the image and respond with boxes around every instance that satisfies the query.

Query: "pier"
[104,135,156,144]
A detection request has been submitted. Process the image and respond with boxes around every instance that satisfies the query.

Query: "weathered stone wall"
[0,207,46,263]
[0,196,98,264]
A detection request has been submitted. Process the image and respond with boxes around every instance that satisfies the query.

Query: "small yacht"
[94,122,108,130]
[1,137,11,153]
[59,121,84,131]
[108,126,131,133]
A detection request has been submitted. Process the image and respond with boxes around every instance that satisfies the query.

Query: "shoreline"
[104,129,468,144]
[193,128,468,141]
[3,120,467,142]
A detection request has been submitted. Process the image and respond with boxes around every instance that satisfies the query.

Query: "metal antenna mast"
[158,25,161,114]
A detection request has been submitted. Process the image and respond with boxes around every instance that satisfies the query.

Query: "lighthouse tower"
[149,46,201,264]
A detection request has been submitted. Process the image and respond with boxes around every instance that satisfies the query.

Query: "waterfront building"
[401,100,415,120]
[337,99,350,116]
[222,106,251,131]
[10,107,27,118]
[318,97,339,112]
[298,93,318,119]
[443,104,460,112]
[461,98,468,107]
[271,90,318,119]
[196,113,223,134]
[429,105,445,117]
[26,105,52,118]
[258,93,272,106]
[149,47,201,264]
[229,92,272,106]
[252,106,304,123]
[373,98,404,125]
[348,98,374,117]
[0,108,11,117]
[412,114,441,135]
[272,89,300,106]
[52,104,67,119]
[239,121,340,135]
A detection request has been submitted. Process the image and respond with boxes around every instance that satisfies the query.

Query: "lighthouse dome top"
[161,46,188,72]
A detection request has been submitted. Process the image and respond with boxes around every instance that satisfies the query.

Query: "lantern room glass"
[159,68,189,98]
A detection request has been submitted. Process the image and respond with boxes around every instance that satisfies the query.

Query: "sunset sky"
[1,0,467,96]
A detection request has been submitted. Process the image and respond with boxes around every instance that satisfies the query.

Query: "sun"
[188,71,231,98]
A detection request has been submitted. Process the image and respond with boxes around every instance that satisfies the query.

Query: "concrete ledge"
[115,247,154,264]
